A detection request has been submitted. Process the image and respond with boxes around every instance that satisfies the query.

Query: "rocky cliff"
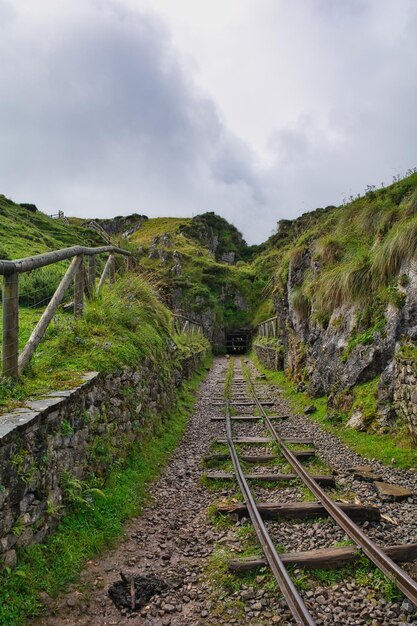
[129,213,266,350]
[258,173,417,431]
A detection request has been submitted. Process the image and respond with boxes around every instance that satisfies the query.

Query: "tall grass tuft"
[406,189,417,217]
[371,216,417,284]
[314,236,343,264]
[290,287,311,319]
[310,255,372,316]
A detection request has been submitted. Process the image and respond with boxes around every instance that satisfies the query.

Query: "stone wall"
[394,356,417,442]
[253,343,284,371]
[0,348,208,569]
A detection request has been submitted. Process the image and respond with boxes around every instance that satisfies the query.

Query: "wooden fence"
[257,315,279,338]
[0,245,131,378]
[173,314,204,336]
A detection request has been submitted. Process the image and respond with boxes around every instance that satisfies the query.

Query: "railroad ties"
[203,358,417,624]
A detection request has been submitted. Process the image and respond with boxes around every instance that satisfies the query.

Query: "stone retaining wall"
[393,356,417,442]
[0,348,208,569]
[253,343,284,371]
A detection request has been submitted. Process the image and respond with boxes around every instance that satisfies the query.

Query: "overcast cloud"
[0,0,416,243]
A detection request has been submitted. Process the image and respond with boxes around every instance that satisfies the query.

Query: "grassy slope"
[0,275,209,412]
[259,173,417,331]
[0,195,102,259]
[132,216,191,247]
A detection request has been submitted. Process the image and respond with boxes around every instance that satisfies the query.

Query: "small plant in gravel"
[207,504,235,530]
[354,556,403,602]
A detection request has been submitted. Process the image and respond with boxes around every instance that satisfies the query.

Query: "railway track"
[205,358,417,625]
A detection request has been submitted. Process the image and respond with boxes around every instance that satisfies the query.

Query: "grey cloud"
[0,1,416,243]
[0,1,265,238]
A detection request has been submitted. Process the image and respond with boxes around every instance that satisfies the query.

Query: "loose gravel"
[31,357,417,625]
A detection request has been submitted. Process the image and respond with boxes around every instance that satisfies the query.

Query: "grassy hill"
[130,213,268,342]
[263,172,417,334]
[0,197,209,411]
[0,195,103,259]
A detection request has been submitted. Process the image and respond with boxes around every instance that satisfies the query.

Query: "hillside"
[1,177,416,431]
[0,195,103,259]
[130,213,267,348]
[253,172,417,435]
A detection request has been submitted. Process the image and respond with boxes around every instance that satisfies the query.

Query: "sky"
[0,0,416,243]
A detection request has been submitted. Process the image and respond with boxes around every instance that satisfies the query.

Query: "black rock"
[109,573,168,611]
[304,405,317,415]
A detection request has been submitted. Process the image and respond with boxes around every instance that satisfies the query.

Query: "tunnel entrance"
[225,330,251,354]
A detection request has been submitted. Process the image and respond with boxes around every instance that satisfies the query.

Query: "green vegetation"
[0,358,210,625]
[263,173,417,341]
[131,213,270,334]
[0,195,102,259]
[399,343,417,360]
[131,216,191,247]
[253,336,283,351]
[0,274,194,412]
[173,330,210,358]
[251,353,417,469]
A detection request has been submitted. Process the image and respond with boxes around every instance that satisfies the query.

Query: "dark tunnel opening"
[225,330,251,354]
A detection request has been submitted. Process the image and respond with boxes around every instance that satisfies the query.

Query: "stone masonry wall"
[394,356,417,442]
[253,343,284,372]
[0,348,208,569]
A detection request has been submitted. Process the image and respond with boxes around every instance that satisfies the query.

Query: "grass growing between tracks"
[0,355,212,626]
[207,509,401,607]
[251,354,417,470]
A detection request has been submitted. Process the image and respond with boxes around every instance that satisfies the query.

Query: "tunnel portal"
[225,329,251,354]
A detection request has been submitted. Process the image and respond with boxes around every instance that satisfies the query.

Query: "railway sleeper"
[216,436,314,445]
[206,470,336,487]
[211,415,290,421]
[216,500,381,521]
[206,451,315,463]
[228,543,417,572]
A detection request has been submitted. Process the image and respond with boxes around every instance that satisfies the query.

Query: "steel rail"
[247,373,417,607]
[224,393,316,625]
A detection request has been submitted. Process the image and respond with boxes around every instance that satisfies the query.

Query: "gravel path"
[31,357,417,625]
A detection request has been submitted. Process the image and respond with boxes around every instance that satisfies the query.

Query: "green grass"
[399,344,417,360]
[130,216,191,247]
[0,275,177,412]
[251,353,417,469]
[265,172,417,337]
[0,355,211,626]
[173,330,210,359]
[0,195,102,259]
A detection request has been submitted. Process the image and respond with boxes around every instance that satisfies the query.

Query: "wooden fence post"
[87,255,96,298]
[2,272,19,377]
[97,254,113,292]
[74,254,84,317]
[109,253,115,283]
[18,256,81,373]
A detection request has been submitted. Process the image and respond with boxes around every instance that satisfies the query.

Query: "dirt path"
[32,357,234,626]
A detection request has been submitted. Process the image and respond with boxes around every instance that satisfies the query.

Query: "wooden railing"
[173,314,204,336]
[0,245,131,378]
[85,220,112,244]
[257,315,279,338]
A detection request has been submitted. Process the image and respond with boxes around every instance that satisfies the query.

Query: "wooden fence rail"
[173,314,204,336]
[257,316,279,339]
[1,245,131,378]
